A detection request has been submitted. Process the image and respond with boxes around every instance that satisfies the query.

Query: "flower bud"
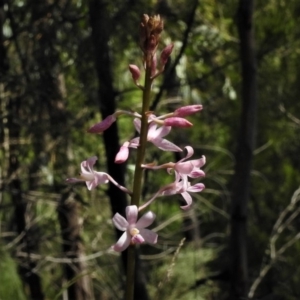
[160,43,174,66]
[129,64,141,81]
[88,114,116,134]
[164,117,193,128]
[174,105,203,117]
[151,54,157,77]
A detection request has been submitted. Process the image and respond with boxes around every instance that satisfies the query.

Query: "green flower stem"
[125,64,153,300]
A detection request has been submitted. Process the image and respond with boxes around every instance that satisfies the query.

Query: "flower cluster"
[66,15,205,252]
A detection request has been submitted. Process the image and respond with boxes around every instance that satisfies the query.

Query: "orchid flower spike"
[66,156,132,194]
[112,205,158,252]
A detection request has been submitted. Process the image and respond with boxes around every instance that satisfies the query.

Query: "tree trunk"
[88,2,149,299]
[28,2,93,298]
[57,190,93,300]
[230,0,257,298]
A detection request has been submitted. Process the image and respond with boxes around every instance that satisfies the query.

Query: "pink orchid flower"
[112,205,158,252]
[139,170,205,211]
[173,146,206,178]
[161,173,205,210]
[142,146,205,179]
[131,118,182,152]
[66,156,131,194]
[114,118,182,163]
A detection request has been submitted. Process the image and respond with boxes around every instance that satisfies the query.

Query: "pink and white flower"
[173,146,206,178]
[142,146,205,179]
[139,172,205,211]
[112,205,158,252]
[160,172,205,210]
[66,156,131,194]
[131,118,182,152]
[115,118,182,163]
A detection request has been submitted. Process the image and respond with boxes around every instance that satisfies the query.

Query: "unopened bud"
[151,54,157,77]
[88,114,116,134]
[164,117,193,128]
[174,105,203,117]
[129,64,141,81]
[160,43,174,66]
[139,14,164,56]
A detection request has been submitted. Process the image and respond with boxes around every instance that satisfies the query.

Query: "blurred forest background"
[1,0,300,299]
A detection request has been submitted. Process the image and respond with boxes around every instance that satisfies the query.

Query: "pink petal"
[139,228,158,244]
[152,125,171,139]
[175,161,194,174]
[87,115,116,133]
[94,172,109,184]
[115,143,129,163]
[147,122,158,139]
[190,156,206,168]
[151,138,182,152]
[86,180,97,190]
[189,170,205,178]
[112,232,131,252]
[136,211,156,228]
[112,213,129,231]
[129,137,140,149]
[81,156,97,174]
[187,183,205,193]
[133,118,141,133]
[126,205,138,225]
[180,192,193,210]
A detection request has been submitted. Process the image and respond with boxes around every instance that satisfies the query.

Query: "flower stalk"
[125,54,153,300]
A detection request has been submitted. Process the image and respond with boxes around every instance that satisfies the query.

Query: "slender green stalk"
[125,64,153,300]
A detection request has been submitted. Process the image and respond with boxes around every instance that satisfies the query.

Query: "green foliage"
[0,247,27,300]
